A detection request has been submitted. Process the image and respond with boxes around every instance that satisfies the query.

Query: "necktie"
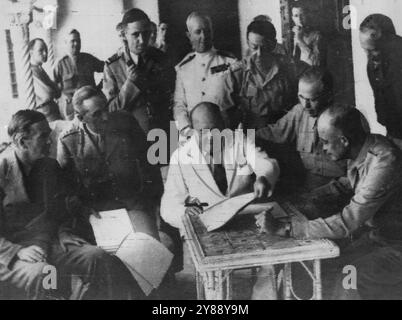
[294,43,301,61]
[212,163,228,195]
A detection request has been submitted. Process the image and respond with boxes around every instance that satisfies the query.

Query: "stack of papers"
[116,232,174,296]
[89,209,173,295]
[89,209,133,253]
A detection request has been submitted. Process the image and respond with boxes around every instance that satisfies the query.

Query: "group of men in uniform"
[2,5,402,300]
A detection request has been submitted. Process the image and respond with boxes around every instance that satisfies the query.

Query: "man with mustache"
[103,8,175,135]
[174,12,243,138]
[53,29,104,121]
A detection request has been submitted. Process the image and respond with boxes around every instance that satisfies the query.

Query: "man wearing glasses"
[256,67,346,192]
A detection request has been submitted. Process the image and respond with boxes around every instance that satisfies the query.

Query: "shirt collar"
[195,48,216,61]
[129,51,139,64]
[247,54,280,83]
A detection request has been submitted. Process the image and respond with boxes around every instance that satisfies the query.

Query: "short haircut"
[186,12,212,32]
[324,103,367,142]
[190,102,223,124]
[360,14,396,36]
[72,85,107,115]
[150,21,157,29]
[253,15,272,23]
[300,67,334,94]
[292,4,304,10]
[247,20,276,41]
[8,110,46,142]
[116,22,124,32]
[121,8,150,27]
[67,29,80,38]
[28,38,46,51]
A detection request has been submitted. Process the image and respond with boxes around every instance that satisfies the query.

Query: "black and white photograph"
[0,0,402,303]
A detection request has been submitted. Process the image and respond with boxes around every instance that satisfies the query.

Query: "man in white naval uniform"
[174,12,242,137]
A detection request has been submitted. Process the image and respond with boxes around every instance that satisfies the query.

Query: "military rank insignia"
[211,63,230,74]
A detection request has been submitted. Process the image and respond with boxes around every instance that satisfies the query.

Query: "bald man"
[161,102,279,233]
[174,12,243,136]
[258,104,402,299]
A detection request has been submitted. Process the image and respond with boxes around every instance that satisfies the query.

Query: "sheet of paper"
[115,232,174,296]
[239,201,289,219]
[199,193,256,232]
[89,209,133,253]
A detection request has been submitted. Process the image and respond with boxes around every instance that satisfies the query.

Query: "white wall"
[350,0,402,135]
[0,0,161,143]
[238,0,283,57]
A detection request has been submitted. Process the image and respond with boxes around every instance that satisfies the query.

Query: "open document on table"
[199,193,290,232]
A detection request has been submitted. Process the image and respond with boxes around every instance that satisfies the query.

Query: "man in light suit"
[161,102,280,233]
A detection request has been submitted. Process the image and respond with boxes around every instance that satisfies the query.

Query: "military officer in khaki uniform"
[256,67,346,192]
[53,29,104,121]
[57,86,162,240]
[257,105,402,300]
[174,12,242,136]
[103,9,174,135]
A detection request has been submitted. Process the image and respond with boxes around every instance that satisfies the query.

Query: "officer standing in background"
[174,12,242,138]
[53,29,104,121]
[103,8,175,135]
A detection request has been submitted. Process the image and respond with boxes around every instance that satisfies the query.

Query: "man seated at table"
[160,101,280,233]
[256,67,346,192]
[258,104,402,300]
[0,110,137,299]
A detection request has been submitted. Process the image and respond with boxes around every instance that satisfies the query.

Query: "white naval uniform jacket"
[173,48,242,131]
[160,132,280,232]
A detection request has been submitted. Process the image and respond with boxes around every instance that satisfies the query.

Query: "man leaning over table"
[161,102,280,299]
[257,104,402,300]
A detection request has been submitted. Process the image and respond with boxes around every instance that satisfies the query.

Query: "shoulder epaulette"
[106,53,121,65]
[60,127,80,140]
[178,54,196,68]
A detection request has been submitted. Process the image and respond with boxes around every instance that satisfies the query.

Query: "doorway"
[158,0,242,65]
[281,0,355,104]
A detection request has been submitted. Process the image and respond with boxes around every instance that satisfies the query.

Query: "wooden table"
[182,202,340,300]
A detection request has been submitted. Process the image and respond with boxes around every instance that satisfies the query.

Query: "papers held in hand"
[89,209,173,296]
[199,193,289,232]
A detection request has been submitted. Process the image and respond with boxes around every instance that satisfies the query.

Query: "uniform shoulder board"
[105,52,121,65]
[216,50,237,60]
[211,63,230,74]
[60,127,80,140]
[178,53,196,68]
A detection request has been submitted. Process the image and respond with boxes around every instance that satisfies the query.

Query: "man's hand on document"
[255,209,289,237]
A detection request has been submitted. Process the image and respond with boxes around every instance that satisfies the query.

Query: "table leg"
[196,271,205,300]
[313,260,322,300]
[225,271,233,300]
[204,271,217,300]
[283,263,292,300]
